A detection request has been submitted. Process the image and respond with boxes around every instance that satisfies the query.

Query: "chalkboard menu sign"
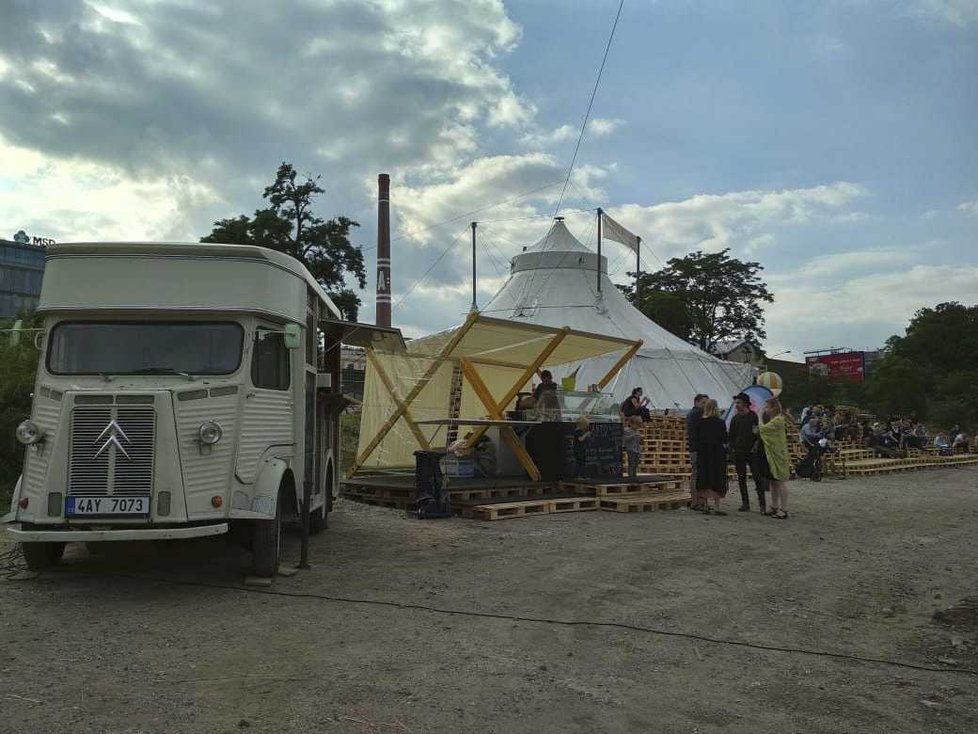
[562,421,622,480]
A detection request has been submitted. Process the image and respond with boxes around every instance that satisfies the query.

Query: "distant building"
[710,338,764,367]
[341,345,366,399]
[0,237,46,320]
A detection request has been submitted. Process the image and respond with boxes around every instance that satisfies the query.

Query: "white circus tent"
[479,219,755,410]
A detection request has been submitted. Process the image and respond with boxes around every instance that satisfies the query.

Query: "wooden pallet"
[560,479,684,496]
[550,497,601,513]
[599,491,691,513]
[447,485,550,501]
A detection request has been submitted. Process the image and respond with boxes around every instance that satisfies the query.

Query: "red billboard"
[805,352,866,382]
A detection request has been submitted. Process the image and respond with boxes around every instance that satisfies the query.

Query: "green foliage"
[620,249,774,351]
[866,302,978,427]
[779,302,978,430]
[0,313,42,509]
[340,412,361,477]
[203,162,367,321]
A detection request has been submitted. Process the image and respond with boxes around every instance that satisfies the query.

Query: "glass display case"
[528,389,619,423]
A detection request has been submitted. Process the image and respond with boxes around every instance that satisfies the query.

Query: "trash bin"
[414,450,452,519]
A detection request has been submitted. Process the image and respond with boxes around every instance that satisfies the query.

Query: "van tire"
[22,541,65,571]
[252,488,283,578]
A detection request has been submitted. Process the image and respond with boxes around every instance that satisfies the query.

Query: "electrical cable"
[393,227,469,310]
[59,569,978,679]
[552,0,626,219]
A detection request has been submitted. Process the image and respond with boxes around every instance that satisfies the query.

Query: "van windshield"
[47,322,244,376]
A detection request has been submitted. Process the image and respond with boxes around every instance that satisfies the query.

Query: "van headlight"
[198,420,224,445]
[15,420,44,445]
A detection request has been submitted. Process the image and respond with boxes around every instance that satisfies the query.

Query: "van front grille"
[68,405,155,497]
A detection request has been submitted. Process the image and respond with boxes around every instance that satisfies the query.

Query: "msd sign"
[806,352,866,382]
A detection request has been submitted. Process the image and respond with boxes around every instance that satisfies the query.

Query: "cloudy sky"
[1,0,976,357]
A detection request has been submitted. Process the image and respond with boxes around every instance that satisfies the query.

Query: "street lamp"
[769,350,792,359]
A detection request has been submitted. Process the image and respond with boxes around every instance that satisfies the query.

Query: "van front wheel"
[252,489,283,578]
[22,541,66,572]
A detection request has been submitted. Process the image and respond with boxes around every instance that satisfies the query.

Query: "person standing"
[686,394,708,511]
[573,416,592,479]
[758,398,790,519]
[622,415,643,479]
[695,399,729,515]
[728,392,765,513]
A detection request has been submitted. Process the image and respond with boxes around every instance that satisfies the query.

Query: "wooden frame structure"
[350,313,642,478]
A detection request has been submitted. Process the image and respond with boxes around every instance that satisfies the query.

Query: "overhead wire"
[552,0,626,219]
[393,226,469,310]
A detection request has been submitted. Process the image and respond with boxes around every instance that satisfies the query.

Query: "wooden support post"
[365,349,430,452]
[350,311,480,476]
[463,327,571,449]
[459,358,541,481]
[597,340,643,389]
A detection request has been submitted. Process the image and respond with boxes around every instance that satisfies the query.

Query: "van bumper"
[5,523,228,543]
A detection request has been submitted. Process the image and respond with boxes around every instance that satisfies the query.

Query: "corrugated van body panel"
[22,396,62,493]
[235,391,293,483]
[175,392,239,511]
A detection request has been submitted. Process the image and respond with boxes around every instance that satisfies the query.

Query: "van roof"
[47,241,342,319]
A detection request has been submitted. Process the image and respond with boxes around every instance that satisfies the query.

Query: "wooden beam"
[597,340,643,389]
[365,349,430,452]
[459,358,540,481]
[462,327,570,449]
[350,311,480,475]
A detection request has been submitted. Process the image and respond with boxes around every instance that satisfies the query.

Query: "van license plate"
[66,497,149,516]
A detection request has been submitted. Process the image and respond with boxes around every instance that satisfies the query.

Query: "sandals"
[771,510,789,520]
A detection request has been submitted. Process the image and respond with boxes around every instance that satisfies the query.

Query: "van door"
[235,326,294,484]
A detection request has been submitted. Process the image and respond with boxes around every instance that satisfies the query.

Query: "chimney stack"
[375,173,391,327]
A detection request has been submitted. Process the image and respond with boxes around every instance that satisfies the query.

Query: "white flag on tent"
[601,212,640,253]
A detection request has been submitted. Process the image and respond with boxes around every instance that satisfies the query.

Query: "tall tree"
[202,162,367,320]
[620,249,773,352]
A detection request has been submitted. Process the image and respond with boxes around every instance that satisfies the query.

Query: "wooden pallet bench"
[599,491,691,513]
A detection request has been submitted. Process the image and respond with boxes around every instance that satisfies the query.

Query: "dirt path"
[2,468,977,733]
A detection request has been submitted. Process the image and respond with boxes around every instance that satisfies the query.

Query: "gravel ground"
[1,468,977,733]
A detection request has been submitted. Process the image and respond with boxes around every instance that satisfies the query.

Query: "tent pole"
[635,235,642,301]
[596,207,603,293]
[470,221,478,313]
[351,311,480,475]
[597,340,644,389]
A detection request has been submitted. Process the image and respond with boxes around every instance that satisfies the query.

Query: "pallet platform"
[598,491,692,513]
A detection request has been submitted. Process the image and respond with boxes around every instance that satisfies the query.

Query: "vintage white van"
[6,242,401,576]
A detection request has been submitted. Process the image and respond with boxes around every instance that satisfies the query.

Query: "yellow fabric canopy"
[353,312,642,473]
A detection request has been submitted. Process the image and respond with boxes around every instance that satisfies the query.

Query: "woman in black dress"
[695,398,729,515]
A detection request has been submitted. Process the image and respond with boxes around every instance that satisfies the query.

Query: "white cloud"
[604,182,867,258]
[587,117,623,136]
[905,0,978,26]
[0,133,217,242]
[957,199,978,214]
[790,248,919,278]
[519,117,623,148]
[765,263,978,352]
[0,0,534,215]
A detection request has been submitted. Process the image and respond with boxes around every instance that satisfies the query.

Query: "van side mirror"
[283,323,302,350]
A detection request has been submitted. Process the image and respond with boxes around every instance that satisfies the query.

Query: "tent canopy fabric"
[354,312,641,472]
[480,220,755,410]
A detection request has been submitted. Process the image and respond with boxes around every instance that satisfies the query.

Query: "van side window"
[252,331,290,390]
